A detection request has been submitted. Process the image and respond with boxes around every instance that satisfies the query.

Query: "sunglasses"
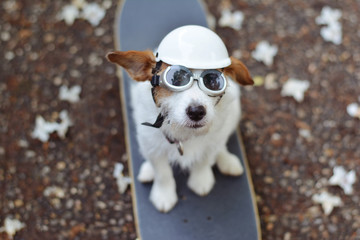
[159,65,227,96]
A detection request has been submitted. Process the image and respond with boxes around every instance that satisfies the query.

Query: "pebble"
[264,73,278,90]
[25,150,36,158]
[56,161,66,170]
[53,76,63,86]
[1,31,10,41]
[97,201,107,209]
[99,159,108,168]
[14,199,24,207]
[5,51,15,60]
[264,176,274,184]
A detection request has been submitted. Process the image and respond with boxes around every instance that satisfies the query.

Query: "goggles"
[158,65,227,96]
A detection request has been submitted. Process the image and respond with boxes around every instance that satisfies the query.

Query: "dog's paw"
[187,167,215,196]
[137,161,154,183]
[216,151,244,176]
[150,182,178,213]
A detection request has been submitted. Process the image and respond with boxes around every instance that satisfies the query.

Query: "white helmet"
[156,25,231,69]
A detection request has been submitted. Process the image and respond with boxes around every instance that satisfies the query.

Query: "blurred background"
[1,0,359,239]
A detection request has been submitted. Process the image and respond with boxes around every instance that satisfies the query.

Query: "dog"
[107,25,253,212]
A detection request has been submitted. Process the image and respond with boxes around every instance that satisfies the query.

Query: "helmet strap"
[151,61,162,87]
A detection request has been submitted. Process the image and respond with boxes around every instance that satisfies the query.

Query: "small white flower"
[113,163,132,194]
[31,116,59,142]
[281,78,310,102]
[31,110,73,142]
[219,9,244,31]
[316,6,342,45]
[251,41,278,67]
[312,191,343,215]
[0,217,25,238]
[329,166,356,195]
[59,85,82,103]
[81,3,106,26]
[315,6,342,25]
[320,22,342,45]
[347,102,360,119]
[57,110,73,139]
[59,4,80,25]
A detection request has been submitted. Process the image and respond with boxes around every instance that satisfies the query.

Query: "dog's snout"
[186,105,206,122]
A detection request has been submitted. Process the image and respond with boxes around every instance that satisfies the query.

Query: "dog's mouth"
[186,122,205,129]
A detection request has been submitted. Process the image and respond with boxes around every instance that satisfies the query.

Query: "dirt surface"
[1,0,360,239]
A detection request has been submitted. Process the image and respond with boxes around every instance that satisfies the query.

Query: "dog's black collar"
[141,113,165,128]
[141,112,184,155]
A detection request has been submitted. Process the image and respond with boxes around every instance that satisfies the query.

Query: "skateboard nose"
[186,105,206,122]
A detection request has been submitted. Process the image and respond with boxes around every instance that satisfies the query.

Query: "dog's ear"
[106,50,156,81]
[223,57,254,85]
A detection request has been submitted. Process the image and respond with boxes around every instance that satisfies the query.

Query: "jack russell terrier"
[107,25,253,212]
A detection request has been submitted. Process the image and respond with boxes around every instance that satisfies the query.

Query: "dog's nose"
[186,105,206,122]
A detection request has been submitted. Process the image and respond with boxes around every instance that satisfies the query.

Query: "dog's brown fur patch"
[224,57,254,86]
[153,86,173,106]
[106,50,156,81]
[152,63,172,106]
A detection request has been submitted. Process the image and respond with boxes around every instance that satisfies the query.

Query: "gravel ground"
[1,0,360,240]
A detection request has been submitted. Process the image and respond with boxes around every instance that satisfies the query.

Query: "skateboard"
[113,0,261,239]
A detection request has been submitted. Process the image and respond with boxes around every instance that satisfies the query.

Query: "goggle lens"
[201,70,225,91]
[165,66,192,87]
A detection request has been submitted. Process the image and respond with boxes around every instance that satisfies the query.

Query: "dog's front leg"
[187,160,215,196]
[216,149,244,176]
[149,157,178,212]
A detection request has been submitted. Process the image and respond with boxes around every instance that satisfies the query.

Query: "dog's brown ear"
[106,50,156,81]
[223,57,254,85]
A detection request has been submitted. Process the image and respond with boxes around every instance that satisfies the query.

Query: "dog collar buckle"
[165,135,184,156]
[176,141,184,156]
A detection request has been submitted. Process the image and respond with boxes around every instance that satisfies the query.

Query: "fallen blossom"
[329,166,356,195]
[43,186,66,198]
[347,102,360,119]
[281,78,310,102]
[59,2,106,27]
[0,217,25,239]
[218,9,244,31]
[251,41,278,66]
[31,110,73,142]
[57,110,73,138]
[59,85,82,103]
[316,6,342,45]
[81,3,106,26]
[113,163,131,194]
[316,6,342,26]
[320,22,342,45]
[31,116,59,142]
[59,4,80,25]
[312,191,343,215]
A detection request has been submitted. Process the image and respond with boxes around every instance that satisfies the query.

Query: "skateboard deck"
[113,0,261,239]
